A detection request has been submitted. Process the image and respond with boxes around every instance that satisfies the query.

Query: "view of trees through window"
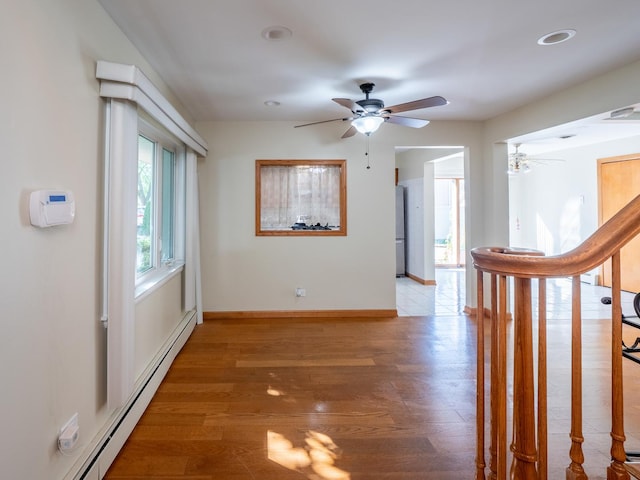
[137,135,155,274]
[137,133,176,276]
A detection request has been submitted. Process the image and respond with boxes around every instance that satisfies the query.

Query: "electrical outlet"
[58,413,79,452]
[295,287,306,297]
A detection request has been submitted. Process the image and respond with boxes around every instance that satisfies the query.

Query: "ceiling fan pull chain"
[365,135,371,169]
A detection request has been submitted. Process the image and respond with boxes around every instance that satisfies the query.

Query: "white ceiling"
[98,0,640,148]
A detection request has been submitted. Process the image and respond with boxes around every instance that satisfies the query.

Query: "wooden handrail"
[471,193,640,480]
[471,194,640,278]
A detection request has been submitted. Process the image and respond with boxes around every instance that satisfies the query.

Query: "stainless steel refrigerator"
[395,185,406,276]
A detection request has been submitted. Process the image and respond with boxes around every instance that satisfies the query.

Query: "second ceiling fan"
[508,144,565,175]
[295,82,448,138]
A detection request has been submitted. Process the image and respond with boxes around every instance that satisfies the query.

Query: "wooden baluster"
[567,276,588,480]
[476,269,487,480]
[497,275,508,479]
[608,252,630,480]
[488,274,498,480]
[510,277,538,480]
[538,278,548,480]
[488,274,507,479]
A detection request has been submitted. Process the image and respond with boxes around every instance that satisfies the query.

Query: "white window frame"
[135,118,186,301]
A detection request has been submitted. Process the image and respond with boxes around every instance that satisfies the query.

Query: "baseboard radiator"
[65,310,197,480]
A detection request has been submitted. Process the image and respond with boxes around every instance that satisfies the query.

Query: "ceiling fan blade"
[385,115,430,128]
[294,117,351,128]
[333,98,365,113]
[341,126,357,138]
[384,95,447,114]
[530,158,565,164]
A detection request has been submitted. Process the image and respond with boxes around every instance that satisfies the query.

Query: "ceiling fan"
[508,144,564,174]
[294,83,447,138]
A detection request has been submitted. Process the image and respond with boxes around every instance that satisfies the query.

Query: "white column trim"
[185,151,203,323]
[105,99,138,408]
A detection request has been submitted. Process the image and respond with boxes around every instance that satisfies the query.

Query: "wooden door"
[599,153,640,292]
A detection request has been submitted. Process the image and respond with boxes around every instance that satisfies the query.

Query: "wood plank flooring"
[105,315,478,479]
[104,314,640,480]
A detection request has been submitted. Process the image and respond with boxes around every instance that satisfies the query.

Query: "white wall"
[134,275,184,378]
[484,60,640,145]
[423,162,436,280]
[483,59,640,262]
[197,121,397,311]
[0,1,193,479]
[509,135,640,254]
[196,120,484,312]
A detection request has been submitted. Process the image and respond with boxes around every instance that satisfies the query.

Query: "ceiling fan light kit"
[508,144,531,175]
[508,158,531,175]
[352,115,384,135]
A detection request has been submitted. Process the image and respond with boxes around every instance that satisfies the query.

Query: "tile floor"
[396,268,467,316]
[396,267,638,319]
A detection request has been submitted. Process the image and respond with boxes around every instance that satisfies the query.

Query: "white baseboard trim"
[64,310,196,480]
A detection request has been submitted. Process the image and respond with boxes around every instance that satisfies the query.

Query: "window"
[137,135,155,274]
[136,121,185,293]
[161,147,175,262]
[97,61,207,408]
[256,159,347,236]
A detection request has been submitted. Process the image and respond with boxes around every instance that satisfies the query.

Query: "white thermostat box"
[30,190,76,227]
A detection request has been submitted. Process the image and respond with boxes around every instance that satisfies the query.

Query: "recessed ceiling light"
[264,100,281,107]
[537,29,576,46]
[610,107,635,119]
[261,26,292,41]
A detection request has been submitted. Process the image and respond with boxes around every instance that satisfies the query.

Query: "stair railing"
[471,194,640,480]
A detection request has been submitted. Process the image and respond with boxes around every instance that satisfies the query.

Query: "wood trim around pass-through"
[255,159,347,236]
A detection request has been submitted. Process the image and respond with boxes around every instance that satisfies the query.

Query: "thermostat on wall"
[30,190,76,227]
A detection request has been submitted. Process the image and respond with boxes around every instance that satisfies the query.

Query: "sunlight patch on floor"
[267,430,350,480]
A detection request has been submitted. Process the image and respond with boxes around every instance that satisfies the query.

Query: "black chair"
[601,292,640,461]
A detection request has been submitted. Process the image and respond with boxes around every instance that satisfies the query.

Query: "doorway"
[434,177,465,267]
[395,148,466,315]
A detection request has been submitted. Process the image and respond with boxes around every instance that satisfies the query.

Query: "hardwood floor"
[104,312,640,480]
[105,315,478,479]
